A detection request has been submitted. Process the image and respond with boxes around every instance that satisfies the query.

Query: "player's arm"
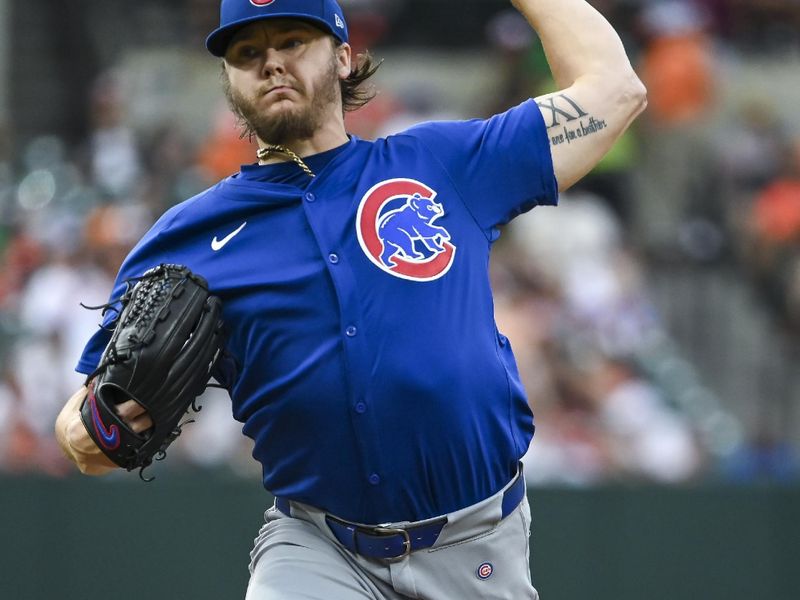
[512,0,647,191]
[55,386,152,475]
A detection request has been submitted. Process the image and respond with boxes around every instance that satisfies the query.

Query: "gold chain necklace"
[256,144,315,178]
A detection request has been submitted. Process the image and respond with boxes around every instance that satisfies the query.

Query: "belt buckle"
[372,525,412,561]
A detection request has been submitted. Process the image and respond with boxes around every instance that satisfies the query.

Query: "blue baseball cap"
[206,0,349,57]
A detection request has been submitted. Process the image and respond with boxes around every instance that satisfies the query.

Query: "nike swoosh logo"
[211,222,247,251]
[88,389,121,451]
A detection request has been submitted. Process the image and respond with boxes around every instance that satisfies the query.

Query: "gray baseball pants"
[245,474,540,599]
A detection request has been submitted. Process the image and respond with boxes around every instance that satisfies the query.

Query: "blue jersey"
[77,99,558,523]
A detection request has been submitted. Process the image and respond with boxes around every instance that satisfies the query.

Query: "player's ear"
[335,41,352,80]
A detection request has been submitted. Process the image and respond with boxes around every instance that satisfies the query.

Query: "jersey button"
[368,473,381,485]
[355,402,367,414]
[305,192,316,202]
[345,325,357,337]
[329,253,340,264]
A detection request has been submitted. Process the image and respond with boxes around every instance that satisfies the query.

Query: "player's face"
[222,19,351,145]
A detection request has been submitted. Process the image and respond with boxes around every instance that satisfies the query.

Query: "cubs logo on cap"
[206,0,349,57]
[356,179,457,282]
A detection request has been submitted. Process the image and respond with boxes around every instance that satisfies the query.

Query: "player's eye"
[229,44,260,61]
[280,38,304,50]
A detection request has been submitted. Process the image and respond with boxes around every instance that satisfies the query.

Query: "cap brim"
[206,13,345,57]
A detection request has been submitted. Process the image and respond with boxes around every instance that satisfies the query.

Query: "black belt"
[275,472,526,561]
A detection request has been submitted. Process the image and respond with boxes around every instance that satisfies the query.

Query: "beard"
[224,54,341,146]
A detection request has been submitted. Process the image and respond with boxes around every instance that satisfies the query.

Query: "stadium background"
[1,0,799,598]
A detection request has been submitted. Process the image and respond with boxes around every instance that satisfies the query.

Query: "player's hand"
[114,399,155,435]
[55,386,154,475]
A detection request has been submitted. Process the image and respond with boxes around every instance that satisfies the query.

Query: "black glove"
[80,264,223,478]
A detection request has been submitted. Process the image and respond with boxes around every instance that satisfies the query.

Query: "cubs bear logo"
[250,0,276,6]
[356,179,456,281]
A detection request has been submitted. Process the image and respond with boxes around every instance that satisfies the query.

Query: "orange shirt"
[641,33,714,125]
[753,179,800,243]
[197,109,259,180]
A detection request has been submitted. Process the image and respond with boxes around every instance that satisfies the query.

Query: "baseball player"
[56,0,646,597]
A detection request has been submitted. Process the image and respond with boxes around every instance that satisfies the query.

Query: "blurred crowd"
[0,0,799,484]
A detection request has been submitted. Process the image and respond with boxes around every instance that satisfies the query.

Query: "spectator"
[197,106,259,182]
[587,357,701,483]
[9,217,112,472]
[633,0,720,256]
[744,136,800,332]
[723,426,800,484]
[88,72,142,198]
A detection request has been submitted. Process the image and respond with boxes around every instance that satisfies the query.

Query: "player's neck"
[256,120,349,165]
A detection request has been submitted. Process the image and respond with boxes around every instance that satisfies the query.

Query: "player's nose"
[261,47,286,77]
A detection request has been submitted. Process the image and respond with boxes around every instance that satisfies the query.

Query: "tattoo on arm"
[536,94,607,147]
[536,94,588,128]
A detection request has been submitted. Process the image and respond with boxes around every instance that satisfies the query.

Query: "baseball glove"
[80,264,224,479]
